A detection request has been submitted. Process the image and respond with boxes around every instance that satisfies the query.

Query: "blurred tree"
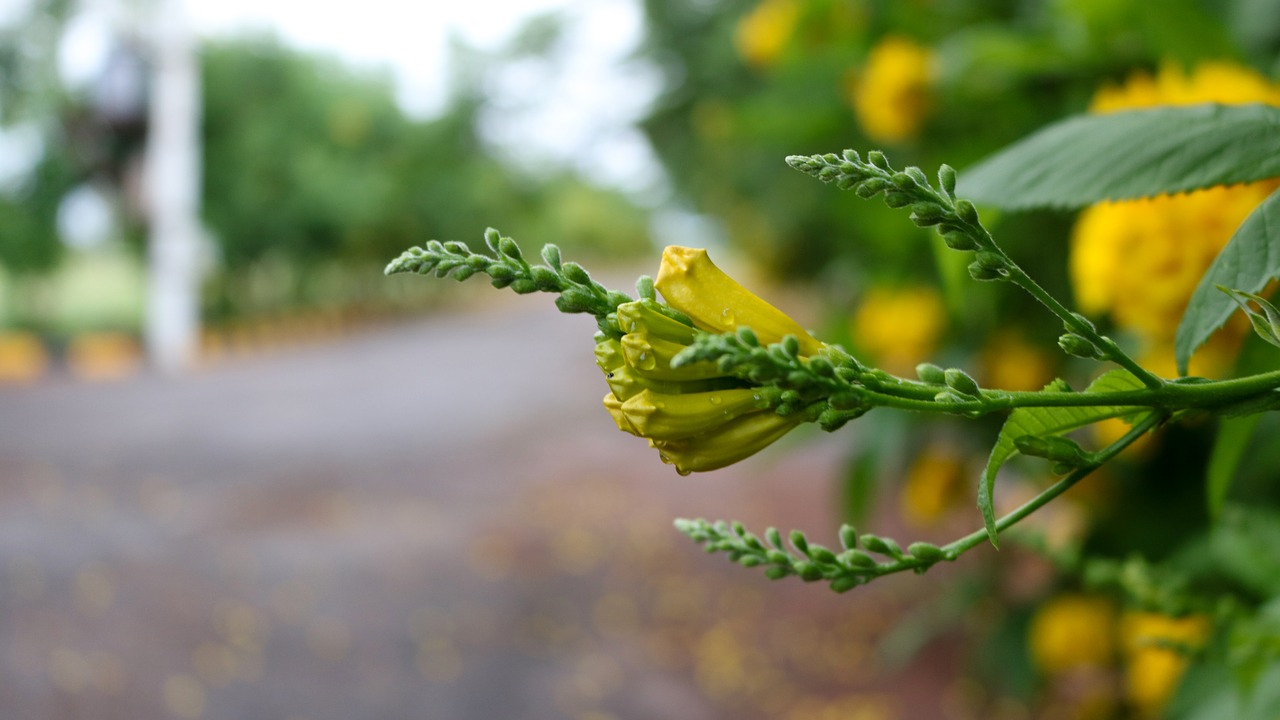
[0,0,77,280]
[199,35,650,320]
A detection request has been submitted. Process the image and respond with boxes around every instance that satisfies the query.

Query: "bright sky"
[188,0,571,118]
[40,0,667,198]
[188,0,668,199]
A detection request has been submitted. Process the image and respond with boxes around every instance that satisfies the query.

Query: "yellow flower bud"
[616,300,698,344]
[653,246,823,356]
[649,411,805,475]
[619,388,768,441]
[602,392,638,435]
[620,333,723,381]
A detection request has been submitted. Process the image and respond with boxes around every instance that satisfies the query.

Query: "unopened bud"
[498,236,524,262]
[1014,434,1088,465]
[530,265,561,291]
[968,261,1003,282]
[955,199,979,224]
[944,368,981,397]
[907,542,945,562]
[910,203,945,226]
[883,191,912,208]
[555,287,595,313]
[841,549,877,568]
[941,230,977,251]
[937,164,957,195]
[830,575,860,593]
[916,363,947,384]
[540,244,562,269]
[808,544,839,564]
[867,150,889,169]
[560,262,592,286]
[859,534,900,557]
[795,562,824,582]
[839,524,858,550]
[1058,333,1101,358]
[635,275,655,300]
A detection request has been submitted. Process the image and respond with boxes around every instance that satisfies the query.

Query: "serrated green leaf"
[957,104,1280,209]
[1175,188,1280,375]
[978,371,1146,546]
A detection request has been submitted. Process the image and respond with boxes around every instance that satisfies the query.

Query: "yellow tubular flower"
[650,412,806,474]
[621,333,723,381]
[603,392,638,434]
[620,388,769,441]
[598,251,825,474]
[654,246,824,356]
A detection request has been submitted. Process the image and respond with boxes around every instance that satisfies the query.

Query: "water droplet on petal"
[708,395,723,406]
[635,351,656,371]
[676,467,692,477]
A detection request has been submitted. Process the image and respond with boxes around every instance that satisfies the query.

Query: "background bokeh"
[4,0,1280,718]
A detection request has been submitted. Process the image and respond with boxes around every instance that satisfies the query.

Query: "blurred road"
[0,297,967,720]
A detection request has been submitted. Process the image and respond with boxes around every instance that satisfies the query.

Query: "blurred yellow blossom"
[1028,594,1117,675]
[980,331,1055,392]
[1090,61,1280,112]
[899,443,967,528]
[848,36,934,144]
[1120,612,1211,717]
[735,0,801,69]
[1070,62,1280,372]
[851,285,945,374]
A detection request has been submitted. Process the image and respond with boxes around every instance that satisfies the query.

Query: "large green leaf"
[957,104,1280,209]
[1175,187,1280,375]
[978,371,1147,546]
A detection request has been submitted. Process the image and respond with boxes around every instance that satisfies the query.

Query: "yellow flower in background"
[848,36,934,144]
[1121,612,1211,717]
[1070,62,1280,371]
[899,443,967,528]
[851,285,945,375]
[599,247,822,474]
[1090,61,1280,111]
[980,331,1055,392]
[1028,594,1117,675]
[735,0,801,69]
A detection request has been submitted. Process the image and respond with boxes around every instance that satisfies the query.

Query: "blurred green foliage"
[198,34,650,320]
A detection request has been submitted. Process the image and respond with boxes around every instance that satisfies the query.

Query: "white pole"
[144,0,201,374]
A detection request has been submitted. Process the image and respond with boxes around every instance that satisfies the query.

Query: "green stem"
[937,410,1167,561]
[1002,264,1164,389]
[854,372,1280,416]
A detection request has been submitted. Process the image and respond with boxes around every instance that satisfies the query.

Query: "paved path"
[0,298,965,720]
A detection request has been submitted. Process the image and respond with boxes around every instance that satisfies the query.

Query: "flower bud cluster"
[596,246,843,474]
